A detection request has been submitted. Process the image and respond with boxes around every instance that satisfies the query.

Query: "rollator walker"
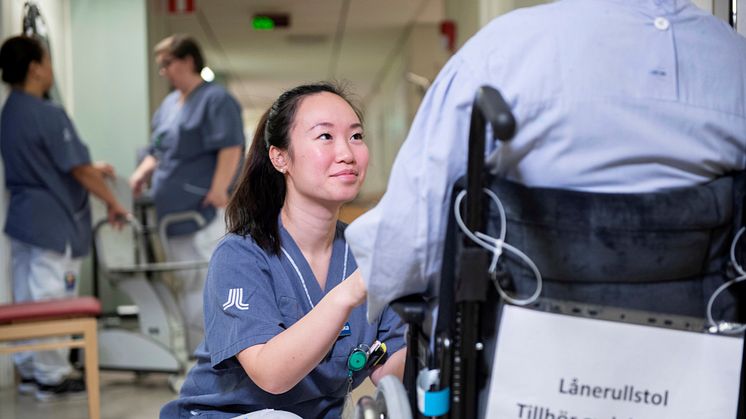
[356,86,746,418]
[92,177,209,381]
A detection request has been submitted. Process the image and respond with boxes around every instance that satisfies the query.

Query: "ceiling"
[157,0,445,113]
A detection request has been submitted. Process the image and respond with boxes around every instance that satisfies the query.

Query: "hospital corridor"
[0,0,745,418]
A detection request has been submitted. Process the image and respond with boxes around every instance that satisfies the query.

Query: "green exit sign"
[252,14,290,30]
[252,16,274,30]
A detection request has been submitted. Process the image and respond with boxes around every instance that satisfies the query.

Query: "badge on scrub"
[339,321,351,337]
[64,271,77,292]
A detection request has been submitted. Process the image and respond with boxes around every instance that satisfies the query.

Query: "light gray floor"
[0,371,176,419]
[0,371,377,419]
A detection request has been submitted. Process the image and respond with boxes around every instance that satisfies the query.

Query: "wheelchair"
[357,86,746,418]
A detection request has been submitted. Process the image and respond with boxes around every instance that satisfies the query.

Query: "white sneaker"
[17,377,37,395]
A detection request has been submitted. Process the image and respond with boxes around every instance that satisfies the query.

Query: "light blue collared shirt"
[346,0,746,319]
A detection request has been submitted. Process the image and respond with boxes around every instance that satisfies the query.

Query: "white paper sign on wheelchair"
[486,304,743,419]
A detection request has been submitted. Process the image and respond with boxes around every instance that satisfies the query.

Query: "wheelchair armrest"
[390,294,428,324]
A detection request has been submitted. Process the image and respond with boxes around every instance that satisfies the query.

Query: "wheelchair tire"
[375,375,412,419]
[354,395,378,419]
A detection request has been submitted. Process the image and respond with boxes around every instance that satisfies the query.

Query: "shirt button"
[654,17,670,30]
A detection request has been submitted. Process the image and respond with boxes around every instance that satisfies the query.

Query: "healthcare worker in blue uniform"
[0,35,128,400]
[160,83,406,419]
[129,34,244,353]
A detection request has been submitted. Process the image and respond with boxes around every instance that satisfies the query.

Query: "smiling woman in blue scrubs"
[160,83,406,419]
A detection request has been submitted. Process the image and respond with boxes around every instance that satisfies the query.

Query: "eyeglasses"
[158,56,175,70]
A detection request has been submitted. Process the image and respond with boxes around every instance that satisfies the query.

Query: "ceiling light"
[201,66,215,82]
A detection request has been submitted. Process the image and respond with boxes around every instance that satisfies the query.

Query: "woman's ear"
[27,61,42,81]
[269,146,288,174]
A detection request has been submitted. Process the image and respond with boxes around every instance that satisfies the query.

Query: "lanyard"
[280,242,349,309]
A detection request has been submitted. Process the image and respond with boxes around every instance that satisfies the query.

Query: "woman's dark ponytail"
[226,109,286,254]
[226,82,362,255]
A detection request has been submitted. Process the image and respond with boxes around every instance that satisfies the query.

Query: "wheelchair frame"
[393,86,746,419]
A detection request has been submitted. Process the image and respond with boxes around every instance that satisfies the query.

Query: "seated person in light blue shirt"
[345,0,746,320]
[0,35,127,400]
[160,83,406,419]
[129,34,245,353]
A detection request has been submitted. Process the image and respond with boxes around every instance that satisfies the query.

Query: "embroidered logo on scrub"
[63,127,73,143]
[222,288,249,311]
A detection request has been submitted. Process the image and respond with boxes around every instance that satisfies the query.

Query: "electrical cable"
[453,188,542,306]
[706,227,746,334]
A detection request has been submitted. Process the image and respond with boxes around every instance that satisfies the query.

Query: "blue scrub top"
[149,82,244,236]
[160,221,406,418]
[0,90,92,257]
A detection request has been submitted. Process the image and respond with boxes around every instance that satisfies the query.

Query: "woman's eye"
[318,133,333,140]
[351,133,364,141]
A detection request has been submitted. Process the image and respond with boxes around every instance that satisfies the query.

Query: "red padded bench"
[0,296,101,419]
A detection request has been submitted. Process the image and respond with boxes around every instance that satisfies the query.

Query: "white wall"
[146,0,171,119]
[1,0,75,108]
[362,55,409,198]
[446,0,551,50]
[70,0,149,179]
[68,0,149,305]
[360,23,449,199]
[693,0,714,12]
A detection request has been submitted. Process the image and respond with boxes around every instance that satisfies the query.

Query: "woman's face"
[156,52,194,90]
[281,92,369,207]
[32,52,53,92]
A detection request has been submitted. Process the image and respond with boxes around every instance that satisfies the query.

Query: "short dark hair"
[226,82,363,254]
[154,34,204,74]
[0,36,45,85]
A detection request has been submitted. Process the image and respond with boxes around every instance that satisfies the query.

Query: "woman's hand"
[107,202,129,230]
[93,161,116,178]
[202,187,229,208]
[129,173,147,198]
[335,269,367,309]
[129,155,157,198]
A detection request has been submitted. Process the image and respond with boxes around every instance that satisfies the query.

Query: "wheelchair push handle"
[466,86,516,233]
[471,86,515,143]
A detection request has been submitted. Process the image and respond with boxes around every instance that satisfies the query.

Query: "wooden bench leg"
[82,318,100,419]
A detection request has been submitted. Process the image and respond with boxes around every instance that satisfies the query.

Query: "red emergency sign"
[168,0,195,14]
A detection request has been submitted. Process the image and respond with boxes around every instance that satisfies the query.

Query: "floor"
[0,370,376,419]
[0,371,173,419]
